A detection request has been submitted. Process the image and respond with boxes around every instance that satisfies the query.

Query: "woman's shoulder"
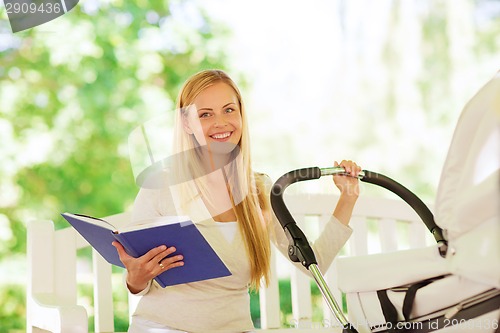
[132,183,177,221]
[132,187,162,221]
[254,171,271,181]
[254,171,272,188]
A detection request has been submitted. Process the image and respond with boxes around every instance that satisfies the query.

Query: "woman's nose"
[213,114,228,127]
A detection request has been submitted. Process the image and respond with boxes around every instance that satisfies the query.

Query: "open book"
[61,213,231,287]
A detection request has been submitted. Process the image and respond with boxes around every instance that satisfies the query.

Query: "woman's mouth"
[210,132,232,141]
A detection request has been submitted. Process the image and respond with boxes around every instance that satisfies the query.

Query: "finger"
[160,254,184,267]
[152,246,180,264]
[159,255,185,272]
[112,241,132,261]
[334,160,362,178]
[339,160,352,174]
[141,245,168,262]
[155,254,184,277]
[354,163,362,176]
[345,161,357,176]
[334,160,350,173]
[333,161,347,179]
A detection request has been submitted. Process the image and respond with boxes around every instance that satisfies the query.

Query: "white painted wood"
[349,216,368,256]
[54,228,77,304]
[409,221,428,248]
[259,243,281,329]
[379,218,398,253]
[27,220,88,333]
[93,249,114,332]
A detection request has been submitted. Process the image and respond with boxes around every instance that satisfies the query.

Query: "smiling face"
[184,82,243,152]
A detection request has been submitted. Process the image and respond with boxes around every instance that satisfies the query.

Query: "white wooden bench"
[26,193,432,333]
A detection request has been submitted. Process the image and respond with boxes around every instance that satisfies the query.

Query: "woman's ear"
[181,104,197,134]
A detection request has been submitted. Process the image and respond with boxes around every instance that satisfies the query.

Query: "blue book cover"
[61,213,232,287]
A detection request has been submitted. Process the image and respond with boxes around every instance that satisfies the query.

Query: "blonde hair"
[173,69,271,290]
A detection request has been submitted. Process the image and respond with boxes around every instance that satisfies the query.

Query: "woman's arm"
[332,160,361,225]
[267,160,361,274]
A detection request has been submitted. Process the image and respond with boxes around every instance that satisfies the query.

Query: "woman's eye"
[199,112,211,118]
[225,108,235,113]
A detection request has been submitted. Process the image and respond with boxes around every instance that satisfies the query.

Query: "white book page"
[119,215,191,233]
[64,213,117,231]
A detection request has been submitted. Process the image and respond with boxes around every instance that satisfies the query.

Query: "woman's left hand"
[333,160,362,198]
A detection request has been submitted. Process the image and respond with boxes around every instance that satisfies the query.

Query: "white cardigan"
[129,176,352,333]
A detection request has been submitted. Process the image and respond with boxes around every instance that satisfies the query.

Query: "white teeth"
[211,132,231,139]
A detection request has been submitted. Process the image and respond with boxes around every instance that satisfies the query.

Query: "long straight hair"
[172,69,271,290]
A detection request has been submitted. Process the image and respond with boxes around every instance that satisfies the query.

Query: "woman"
[113,69,361,332]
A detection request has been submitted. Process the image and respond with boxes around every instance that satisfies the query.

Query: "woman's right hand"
[112,241,184,294]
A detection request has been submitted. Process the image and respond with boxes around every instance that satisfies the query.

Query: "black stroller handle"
[270,167,448,257]
[270,166,448,333]
[360,170,447,255]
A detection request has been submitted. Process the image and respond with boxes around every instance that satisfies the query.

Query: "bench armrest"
[28,293,88,333]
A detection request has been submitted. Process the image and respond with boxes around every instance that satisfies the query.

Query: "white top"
[130,175,353,333]
[214,221,238,242]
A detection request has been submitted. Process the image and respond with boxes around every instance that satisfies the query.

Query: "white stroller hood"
[434,71,500,288]
[434,71,499,239]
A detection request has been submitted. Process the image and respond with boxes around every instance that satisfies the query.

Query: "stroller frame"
[270,166,448,333]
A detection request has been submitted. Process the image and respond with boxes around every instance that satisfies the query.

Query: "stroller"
[270,71,500,333]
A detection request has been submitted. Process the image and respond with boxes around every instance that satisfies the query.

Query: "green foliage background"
[0,0,230,331]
